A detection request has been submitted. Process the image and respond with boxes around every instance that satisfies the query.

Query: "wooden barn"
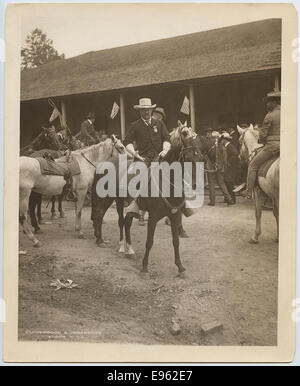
[20,18,281,147]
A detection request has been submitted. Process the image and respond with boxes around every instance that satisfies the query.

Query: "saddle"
[36,155,80,177]
[257,155,279,178]
[37,154,81,201]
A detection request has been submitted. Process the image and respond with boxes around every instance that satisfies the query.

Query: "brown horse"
[237,124,279,243]
[91,123,206,273]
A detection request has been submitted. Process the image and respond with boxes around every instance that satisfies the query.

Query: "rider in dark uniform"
[123,98,171,218]
[246,91,280,198]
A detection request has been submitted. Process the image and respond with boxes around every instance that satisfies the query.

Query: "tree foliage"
[21,28,65,70]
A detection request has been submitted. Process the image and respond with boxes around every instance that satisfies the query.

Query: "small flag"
[49,107,60,122]
[180,96,190,115]
[110,102,120,119]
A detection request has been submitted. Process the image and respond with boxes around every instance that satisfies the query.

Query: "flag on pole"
[180,96,190,115]
[110,102,120,119]
[49,107,60,122]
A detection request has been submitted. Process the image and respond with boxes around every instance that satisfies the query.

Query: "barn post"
[61,99,67,127]
[274,73,280,91]
[189,84,196,131]
[120,93,126,140]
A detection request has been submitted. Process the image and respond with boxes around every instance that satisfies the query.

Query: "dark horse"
[91,123,206,274]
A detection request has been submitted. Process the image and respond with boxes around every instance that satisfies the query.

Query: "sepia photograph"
[3,3,297,362]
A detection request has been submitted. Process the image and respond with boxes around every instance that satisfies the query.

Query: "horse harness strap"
[81,152,97,168]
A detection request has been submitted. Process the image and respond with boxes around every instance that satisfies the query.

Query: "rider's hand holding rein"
[158,141,171,160]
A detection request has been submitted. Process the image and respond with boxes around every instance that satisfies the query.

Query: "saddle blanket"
[258,156,279,178]
[37,155,81,177]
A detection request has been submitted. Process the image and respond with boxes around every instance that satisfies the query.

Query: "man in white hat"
[124,98,171,162]
[123,98,171,220]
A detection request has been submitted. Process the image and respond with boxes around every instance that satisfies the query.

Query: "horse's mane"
[72,139,113,164]
[251,129,260,141]
[167,127,184,161]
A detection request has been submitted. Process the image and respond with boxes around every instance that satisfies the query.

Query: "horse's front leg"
[116,198,125,252]
[178,212,188,238]
[20,188,42,247]
[170,213,185,273]
[141,215,158,273]
[75,187,89,238]
[36,193,43,224]
[58,194,65,218]
[51,196,58,220]
[92,197,114,247]
[29,191,41,233]
[124,214,135,255]
[272,197,279,243]
[249,187,262,244]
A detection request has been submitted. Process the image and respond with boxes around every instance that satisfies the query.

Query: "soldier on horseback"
[123,98,171,218]
[246,91,281,199]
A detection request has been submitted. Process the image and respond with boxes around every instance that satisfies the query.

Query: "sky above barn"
[21,3,268,59]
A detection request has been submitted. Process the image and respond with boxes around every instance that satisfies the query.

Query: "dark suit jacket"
[224,142,240,182]
[79,119,98,145]
[123,118,170,160]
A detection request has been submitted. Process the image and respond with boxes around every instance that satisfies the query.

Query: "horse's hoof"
[34,228,43,234]
[248,238,259,244]
[118,242,126,253]
[179,231,189,238]
[97,242,110,248]
[125,245,135,255]
[177,271,187,279]
[140,269,149,278]
[60,212,66,218]
[77,233,85,239]
[51,214,58,220]
[34,241,43,248]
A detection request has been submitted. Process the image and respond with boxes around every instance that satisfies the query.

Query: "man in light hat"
[124,98,171,162]
[246,91,281,199]
[123,98,171,219]
[78,112,100,146]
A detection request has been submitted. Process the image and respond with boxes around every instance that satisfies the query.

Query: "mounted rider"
[123,98,171,218]
[246,91,281,199]
[77,112,100,146]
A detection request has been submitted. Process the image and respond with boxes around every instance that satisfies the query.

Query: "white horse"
[237,124,279,243]
[19,138,123,247]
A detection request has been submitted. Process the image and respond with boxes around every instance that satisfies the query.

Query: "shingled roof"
[21,18,281,101]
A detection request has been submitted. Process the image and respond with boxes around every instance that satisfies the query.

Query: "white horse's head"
[237,123,260,162]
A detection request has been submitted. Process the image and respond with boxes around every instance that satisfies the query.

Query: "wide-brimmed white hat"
[221,132,232,139]
[134,98,156,110]
[211,131,220,138]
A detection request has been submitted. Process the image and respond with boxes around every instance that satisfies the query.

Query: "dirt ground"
[19,193,278,346]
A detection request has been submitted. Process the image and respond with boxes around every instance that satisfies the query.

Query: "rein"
[80,151,97,168]
[240,130,262,163]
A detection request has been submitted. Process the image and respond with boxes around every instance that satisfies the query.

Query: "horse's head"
[111,134,126,154]
[169,121,206,188]
[40,126,65,151]
[237,123,260,162]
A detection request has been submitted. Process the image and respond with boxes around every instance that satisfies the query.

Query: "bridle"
[239,129,262,163]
